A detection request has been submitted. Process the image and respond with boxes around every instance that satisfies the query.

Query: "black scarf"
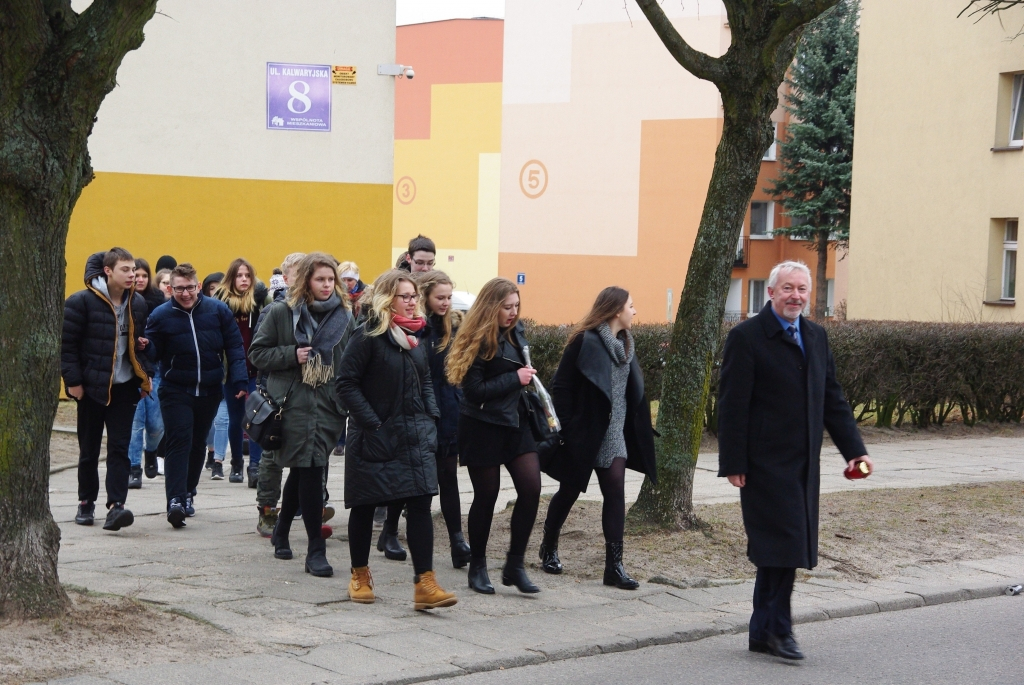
[293,294,348,386]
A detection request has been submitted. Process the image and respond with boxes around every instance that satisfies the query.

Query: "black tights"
[467,452,541,560]
[385,441,463,537]
[544,457,627,543]
[351,494,434,574]
[278,466,324,545]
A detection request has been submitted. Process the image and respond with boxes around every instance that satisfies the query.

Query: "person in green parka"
[248,252,355,577]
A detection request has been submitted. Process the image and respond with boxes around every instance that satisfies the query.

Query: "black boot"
[305,538,333,577]
[450,532,472,569]
[247,465,258,489]
[603,541,639,590]
[502,554,541,593]
[539,524,563,574]
[376,522,408,561]
[271,519,293,560]
[128,465,143,490]
[467,557,494,594]
[144,451,158,479]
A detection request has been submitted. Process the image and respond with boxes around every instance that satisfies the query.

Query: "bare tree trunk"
[0,0,157,619]
[628,0,837,529]
[814,231,830,319]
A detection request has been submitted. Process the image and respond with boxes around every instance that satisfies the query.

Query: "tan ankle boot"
[349,566,375,604]
[414,570,458,611]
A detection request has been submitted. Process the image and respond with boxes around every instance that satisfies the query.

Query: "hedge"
[521,319,1024,429]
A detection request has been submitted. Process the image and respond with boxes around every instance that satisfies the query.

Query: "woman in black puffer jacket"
[446,277,542,596]
[336,269,457,611]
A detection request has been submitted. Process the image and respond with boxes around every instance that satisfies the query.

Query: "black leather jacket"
[458,321,528,428]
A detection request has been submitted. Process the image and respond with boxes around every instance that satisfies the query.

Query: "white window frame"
[762,122,778,161]
[1002,219,1018,300]
[725,278,743,321]
[1011,74,1024,147]
[748,279,767,314]
[749,201,774,240]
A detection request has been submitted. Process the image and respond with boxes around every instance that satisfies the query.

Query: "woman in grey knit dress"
[539,287,658,589]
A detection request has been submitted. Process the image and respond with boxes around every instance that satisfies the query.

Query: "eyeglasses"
[172,285,198,294]
[396,294,419,302]
[412,260,435,268]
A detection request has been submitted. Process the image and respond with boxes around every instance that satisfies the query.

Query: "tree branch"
[635,0,726,85]
[0,1,52,96]
[960,1,1024,19]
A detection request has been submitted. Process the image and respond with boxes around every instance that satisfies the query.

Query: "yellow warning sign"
[332,65,357,85]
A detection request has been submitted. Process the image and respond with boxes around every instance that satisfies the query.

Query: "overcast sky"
[396,0,505,25]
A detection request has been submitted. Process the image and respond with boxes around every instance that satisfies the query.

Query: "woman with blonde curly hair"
[336,269,457,610]
[446,277,541,595]
[249,253,354,577]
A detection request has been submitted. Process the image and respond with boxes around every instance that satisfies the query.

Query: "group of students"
[62,234,659,611]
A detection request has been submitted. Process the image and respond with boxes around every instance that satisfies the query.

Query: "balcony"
[734,236,750,268]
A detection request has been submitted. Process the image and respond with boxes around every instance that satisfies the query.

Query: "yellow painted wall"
[66,172,393,296]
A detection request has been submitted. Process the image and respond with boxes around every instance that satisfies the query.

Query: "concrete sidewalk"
[44,436,1024,685]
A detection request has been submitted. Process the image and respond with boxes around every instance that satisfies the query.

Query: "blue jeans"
[129,374,163,467]
[206,398,229,460]
[223,378,262,471]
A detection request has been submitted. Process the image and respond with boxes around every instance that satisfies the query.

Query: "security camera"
[403,67,415,80]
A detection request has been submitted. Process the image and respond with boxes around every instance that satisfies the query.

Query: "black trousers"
[76,382,139,508]
[749,566,796,641]
[350,494,434,575]
[160,388,221,508]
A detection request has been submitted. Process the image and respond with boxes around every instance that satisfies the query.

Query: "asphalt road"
[422,596,1024,685]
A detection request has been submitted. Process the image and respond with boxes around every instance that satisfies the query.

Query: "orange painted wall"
[395,19,504,140]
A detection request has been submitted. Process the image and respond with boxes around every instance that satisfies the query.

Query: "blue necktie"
[787,325,797,340]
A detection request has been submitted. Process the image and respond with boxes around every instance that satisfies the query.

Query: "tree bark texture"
[814,231,829,319]
[628,0,837,529]
[0,0,157,618]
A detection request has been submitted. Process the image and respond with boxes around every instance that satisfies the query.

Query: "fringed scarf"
[293,294,349,386]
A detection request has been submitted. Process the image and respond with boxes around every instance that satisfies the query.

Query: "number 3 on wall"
[396,176,416,205]
[519,160,548,199]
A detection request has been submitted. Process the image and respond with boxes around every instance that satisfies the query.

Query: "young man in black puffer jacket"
[61,248,154,532]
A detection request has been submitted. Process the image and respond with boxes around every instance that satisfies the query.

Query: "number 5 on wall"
[519,160,548,199]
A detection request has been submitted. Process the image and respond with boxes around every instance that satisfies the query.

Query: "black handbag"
[243,385,286,451]
[525,391,563,466]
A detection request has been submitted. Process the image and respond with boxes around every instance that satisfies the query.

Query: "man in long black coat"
[718,261,873,660]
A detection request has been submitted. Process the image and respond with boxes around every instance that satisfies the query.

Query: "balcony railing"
[734,236,750,268]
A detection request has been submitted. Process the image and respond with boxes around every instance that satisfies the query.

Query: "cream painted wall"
[849,0,1024,322]
[499,16,728,256]
[80,0,396,184]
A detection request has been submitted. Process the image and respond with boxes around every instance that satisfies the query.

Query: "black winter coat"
[545,331,658,493]
[425,313,462,443]
[61,252,153,405]
[145,293,248,396]
[142,287,167,314]
[717,305,867,569]
[458,321,528,428]
[336,321,440,508]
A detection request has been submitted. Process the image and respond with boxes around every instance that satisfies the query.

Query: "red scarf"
[392,315,426,348]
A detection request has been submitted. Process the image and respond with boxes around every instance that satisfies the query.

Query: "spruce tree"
[768,0,859,320]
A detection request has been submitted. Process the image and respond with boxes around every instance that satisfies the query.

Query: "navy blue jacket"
[424,313,462,442]
[145,293,247,396]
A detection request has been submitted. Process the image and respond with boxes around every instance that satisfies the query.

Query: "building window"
[1003,219,1018,300]
[1012,75,1024,146]
[826,278,835,316]
[750,201,773,238]
[748,279,766,313]
[763,123,778,161]
[725,279,743,321]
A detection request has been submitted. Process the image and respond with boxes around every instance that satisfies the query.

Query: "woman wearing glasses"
[336,269,457,610]
[445,277,542,595]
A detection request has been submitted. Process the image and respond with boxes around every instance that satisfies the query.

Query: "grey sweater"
[594,323,634,468]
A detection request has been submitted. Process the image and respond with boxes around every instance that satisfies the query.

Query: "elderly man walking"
[717,260,873,660]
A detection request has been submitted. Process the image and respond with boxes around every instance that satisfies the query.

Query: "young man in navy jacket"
[146,263,248,528]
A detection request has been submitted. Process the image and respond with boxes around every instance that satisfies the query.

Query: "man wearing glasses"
[397,234,437,273]
[145,263,247,528]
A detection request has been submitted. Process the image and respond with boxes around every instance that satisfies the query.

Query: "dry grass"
[457,481,1024,585]
[0,588,260,685]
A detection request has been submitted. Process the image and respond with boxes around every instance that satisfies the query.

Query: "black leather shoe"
[305,538,333,577]
[502,554,541,593]
[468,558,495,594]
[228,467,244,484]
[144,451,159,479]
[450,532,472,569]
[376,524,408,561]
[749,637,770,653]
[127,466,143,490]
[602,541,639,590]
[539,524,563,575]
[102,504,134,531]
[167,498,187,529]
[271,519,293,560]
[767,632,805,660]
[75,501,95,526]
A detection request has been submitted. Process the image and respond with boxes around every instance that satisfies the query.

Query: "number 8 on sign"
[519,160,548,199]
